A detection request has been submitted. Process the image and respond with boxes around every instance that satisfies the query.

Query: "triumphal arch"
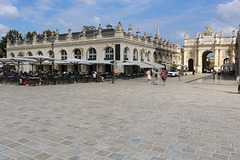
[183,27,236,73]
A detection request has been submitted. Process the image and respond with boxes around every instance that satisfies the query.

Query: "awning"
[222,63,234,67]
[128,61,154,68]
[162,63,171,66]
[142,62,165,68]
[87,60,113,65]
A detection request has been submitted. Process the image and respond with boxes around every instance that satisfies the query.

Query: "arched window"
[147,51,150,61]
[133,49,138,61]
[224,58,230,64]
[49,50,54,58]
[61,50,67,60]
[88,48,96,60]
[105,47,114,60]
[141,53,144,61]
[27,52,32,56]
[38,51,43,56]
[74,49,81,59]
[124,47,128,60]
[10,53,15,57]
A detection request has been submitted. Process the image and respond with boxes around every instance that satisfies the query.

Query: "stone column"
[214,49,219,70]
[197,50,202,73]
[194,50,197,70]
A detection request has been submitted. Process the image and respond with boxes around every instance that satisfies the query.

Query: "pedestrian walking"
[152,69,156,84]
[178,70,181,81]
[157,70,161,85]
[162,72,167,86]
[212,69,216,79]
[111,69,116,84]
[217,69,221,80]
[154,69,160,85]
[147,69,151,83]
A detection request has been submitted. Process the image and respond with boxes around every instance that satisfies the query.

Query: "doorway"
[188,59,194,71]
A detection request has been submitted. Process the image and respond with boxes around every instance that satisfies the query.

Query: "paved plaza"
[0,73,240,160]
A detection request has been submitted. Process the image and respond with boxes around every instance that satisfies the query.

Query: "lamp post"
[228,50,231,62]
[50,32,55,76]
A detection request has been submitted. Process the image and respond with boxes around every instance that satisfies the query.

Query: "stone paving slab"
[0,73,240,160]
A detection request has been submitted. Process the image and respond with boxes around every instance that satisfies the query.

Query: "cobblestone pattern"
[0,74,239,160]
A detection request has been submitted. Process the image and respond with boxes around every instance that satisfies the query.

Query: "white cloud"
[0,4,20,21]
[210,20,237,36]
[93,17,101,25]
[35,0,61,10]
[0,24,10,37]
[216,0,240,22]
[73,0,97,5]
[175,31,188,40]
[208,0,240,36]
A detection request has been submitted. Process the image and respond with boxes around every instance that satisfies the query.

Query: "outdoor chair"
[41,76,49,85]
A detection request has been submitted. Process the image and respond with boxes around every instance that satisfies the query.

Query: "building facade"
[183,27,236,73]
[236,26,240,77]
[6,22,182,73]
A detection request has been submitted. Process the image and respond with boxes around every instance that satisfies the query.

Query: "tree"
[0,29,55,57]
[0,29,23,55]
[172,64,178,69]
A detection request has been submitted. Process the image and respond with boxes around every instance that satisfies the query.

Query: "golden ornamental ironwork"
[140,48,146,54]
[50,32,55,39]
[204,27,213,35]
[18,51,24,57]
[79,48,83,54]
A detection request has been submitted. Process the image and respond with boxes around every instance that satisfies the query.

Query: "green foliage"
[206,60,214,70]
[0,29,23,54]
[172,64,178,69]
[0,29,54,56]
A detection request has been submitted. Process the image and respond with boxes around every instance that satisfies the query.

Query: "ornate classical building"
[236,26,240,77]
[154,25,182,66]
[6,22,181,73]
[183,27,236,73]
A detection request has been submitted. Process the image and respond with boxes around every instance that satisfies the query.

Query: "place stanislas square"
[1,23,240,160]
[0,73,240,160]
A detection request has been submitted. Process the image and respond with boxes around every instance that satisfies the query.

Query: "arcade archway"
[202,51,214,73]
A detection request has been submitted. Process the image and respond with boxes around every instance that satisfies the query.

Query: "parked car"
[167,69,179,77]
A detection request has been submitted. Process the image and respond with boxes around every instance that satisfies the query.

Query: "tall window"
[27,52,32,56]
[141,53,144,61]
[61,50,67,60]
[49,51,54,58]
[38,51,43,56]
[88,48,96,60]
[105,47,114,59]
[74,49,81,59]
[124,48,128,60]
[133,49,138,60]
[10,53,15,57]
[147,51,150,61]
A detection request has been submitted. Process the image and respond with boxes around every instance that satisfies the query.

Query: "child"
[162,73,167,85]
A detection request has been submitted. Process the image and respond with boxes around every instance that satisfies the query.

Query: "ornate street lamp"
[50,32,55,76]
[228,50,231,62]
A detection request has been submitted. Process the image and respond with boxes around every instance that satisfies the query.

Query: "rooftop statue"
[204,27,213,36]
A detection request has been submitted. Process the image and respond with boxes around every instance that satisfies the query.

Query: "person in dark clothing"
[111,69,116,84]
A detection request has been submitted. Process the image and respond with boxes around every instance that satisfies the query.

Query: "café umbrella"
[0,58,13,75]
[10,57,37,75]
[87,60,113,72]
[65,59,90,74]
[24,56,57,80]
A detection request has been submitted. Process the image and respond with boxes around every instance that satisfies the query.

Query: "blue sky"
[0,0,239,46]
